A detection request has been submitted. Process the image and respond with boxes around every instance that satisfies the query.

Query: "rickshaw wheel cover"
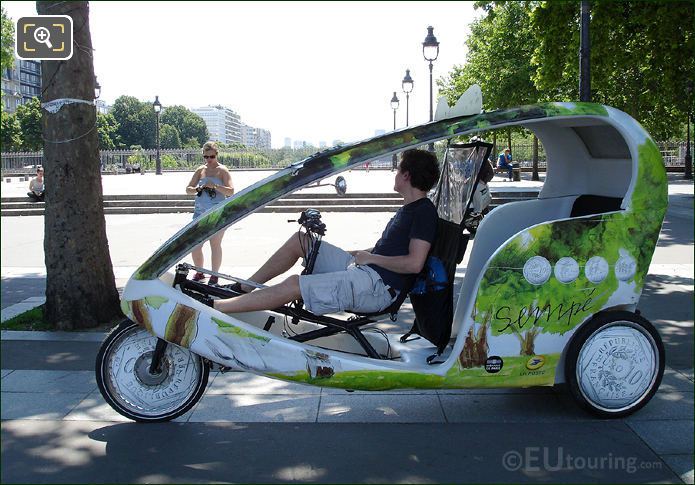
[96,319,209,422]
[566,311,664,418]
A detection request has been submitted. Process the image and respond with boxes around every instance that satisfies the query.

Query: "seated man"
[497,148,513,181]
[214,148,440,316]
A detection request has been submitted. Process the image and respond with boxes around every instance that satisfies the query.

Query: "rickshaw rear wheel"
[96,319,210,423]
[565,310,664,419]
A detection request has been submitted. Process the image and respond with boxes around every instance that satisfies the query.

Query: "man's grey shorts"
[299,241,397,315]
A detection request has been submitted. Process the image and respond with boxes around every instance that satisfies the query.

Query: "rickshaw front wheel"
[565,311,665,419]
[96,319,210,422]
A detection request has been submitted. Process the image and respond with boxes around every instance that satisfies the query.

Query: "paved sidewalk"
[1,358,693,482]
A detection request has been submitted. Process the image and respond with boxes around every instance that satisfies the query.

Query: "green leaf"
[144,296,169,309]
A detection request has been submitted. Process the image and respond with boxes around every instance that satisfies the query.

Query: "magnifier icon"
[33,27,53,49]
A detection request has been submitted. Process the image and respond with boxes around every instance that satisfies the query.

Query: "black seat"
[350,286,411,321]
[571,195,623,217]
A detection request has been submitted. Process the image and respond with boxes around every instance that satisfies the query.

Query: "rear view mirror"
[335,176,347,196]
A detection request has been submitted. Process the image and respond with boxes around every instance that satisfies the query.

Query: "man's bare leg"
[239,233,309,291]
[215,275,301,313]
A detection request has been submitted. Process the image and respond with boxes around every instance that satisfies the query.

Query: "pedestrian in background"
[27,166,45,202]
[497,148,513,181]
[185,142,234,285]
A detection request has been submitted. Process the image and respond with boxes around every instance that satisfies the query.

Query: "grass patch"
[1,305,53,331]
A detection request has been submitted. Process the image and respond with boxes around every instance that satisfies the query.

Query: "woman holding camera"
[185,141,235,284]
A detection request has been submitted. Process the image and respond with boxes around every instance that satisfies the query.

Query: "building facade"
[2,58,41,113]
[240,123,271,149]
[95,100,111,114]
[254,128,271,149]
[240,123,256,146]
[192,105,242,144]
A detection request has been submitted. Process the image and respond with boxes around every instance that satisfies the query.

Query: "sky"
[4,1,480,147]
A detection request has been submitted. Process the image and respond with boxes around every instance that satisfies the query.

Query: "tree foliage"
[531,1,694,140]
[182,136,200,149]
[439,1,539,111]
[1,7,14,71]
[110,96,156,149]
[110,98,208,149]
[1,110,23,150]
[439,1,694,141]
[160,105,208,146]
[96,112,121,150]
[438,1,539,150]
[160,123,181,149]
[15,97,43,151]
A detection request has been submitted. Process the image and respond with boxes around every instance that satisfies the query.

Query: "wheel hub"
[134,351,171,387]
[577,323,658,411]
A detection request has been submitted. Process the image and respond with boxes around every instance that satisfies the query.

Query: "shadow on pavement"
[640,273,694,371]
[0,420,680,483]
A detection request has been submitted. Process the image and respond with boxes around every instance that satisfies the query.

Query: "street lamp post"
[401,69,414,127]
[391,91,400,170]
[422,26,439,151]
[153,96,162,175]
[685,81,693,180]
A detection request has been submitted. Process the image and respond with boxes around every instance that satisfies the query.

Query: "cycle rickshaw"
[96,86,667,422]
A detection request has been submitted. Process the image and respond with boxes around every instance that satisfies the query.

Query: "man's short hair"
[399,149,440,191]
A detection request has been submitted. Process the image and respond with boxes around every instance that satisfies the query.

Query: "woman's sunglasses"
[203,155,216,160]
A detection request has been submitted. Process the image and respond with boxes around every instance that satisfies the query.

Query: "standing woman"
[185,142,234,284]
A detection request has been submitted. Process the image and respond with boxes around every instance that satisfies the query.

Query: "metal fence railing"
[1,141,692,175]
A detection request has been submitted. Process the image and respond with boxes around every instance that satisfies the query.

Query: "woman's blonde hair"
[202,141,219,154]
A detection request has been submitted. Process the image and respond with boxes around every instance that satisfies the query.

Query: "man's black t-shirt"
[368,197,438,292]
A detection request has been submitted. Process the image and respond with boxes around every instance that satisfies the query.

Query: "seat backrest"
[353,218,467,321]
[570,195,623,217]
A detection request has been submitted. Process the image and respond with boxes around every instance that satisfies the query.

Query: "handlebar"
[288,208,326,236]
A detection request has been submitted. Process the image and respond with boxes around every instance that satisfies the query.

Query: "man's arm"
[353,238,431,274]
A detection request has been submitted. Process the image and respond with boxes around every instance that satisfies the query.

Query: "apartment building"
[1,58,41,112]
[241,123,272,149]
[192,105,242,144]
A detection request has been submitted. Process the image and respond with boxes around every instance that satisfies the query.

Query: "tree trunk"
[532,135,540,181]
[491,132,497,159]
[38,1,121,330]
[519,328,539,356]
[506,129,512,154]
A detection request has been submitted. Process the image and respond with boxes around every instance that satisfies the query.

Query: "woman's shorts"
[298,241,396,315]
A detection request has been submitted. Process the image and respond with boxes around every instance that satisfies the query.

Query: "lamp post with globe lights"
[402,69,414,127]
[153,96,162,175]
[391,91,400,170]
[422,26,439,151]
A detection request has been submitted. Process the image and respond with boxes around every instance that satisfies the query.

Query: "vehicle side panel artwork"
[450,138,667,387]
[119,103,667,392]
